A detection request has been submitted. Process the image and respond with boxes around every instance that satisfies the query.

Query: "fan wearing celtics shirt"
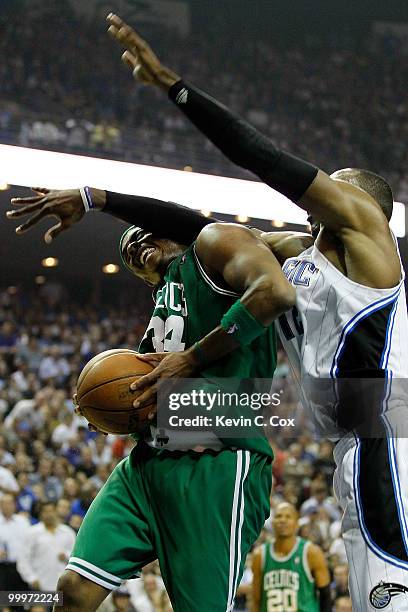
[251,503,330,612]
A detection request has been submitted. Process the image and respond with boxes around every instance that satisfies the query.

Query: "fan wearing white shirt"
[0,494,30,591]
[0,465,18,496]
[17,501,76,591]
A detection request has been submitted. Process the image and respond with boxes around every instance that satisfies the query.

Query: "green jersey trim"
[193,245,240,297]
[269,537,301,563]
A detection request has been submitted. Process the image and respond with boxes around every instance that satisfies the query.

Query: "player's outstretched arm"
[7,188,214,244]
[107,15,317,202]
[106,15,396,243]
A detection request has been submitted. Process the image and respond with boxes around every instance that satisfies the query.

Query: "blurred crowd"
[0,282,351,610]
[0,2,407,203]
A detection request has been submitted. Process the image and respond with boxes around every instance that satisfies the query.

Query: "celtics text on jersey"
[261,538,318,612]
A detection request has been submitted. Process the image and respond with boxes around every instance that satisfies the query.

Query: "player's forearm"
[168,81,318,202]
[100,190,215,243]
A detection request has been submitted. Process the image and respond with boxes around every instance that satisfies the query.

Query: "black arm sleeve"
[169,80,318,203]
[104,191,217,244]
[318,585,332,612]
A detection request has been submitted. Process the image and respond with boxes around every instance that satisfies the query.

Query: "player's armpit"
[196,223,296,326]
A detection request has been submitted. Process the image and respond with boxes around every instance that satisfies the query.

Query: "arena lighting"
[236,214,249,223]
[0,145,405,237]
[0,182,9,191]
[272,220,286,228]
[102,263,120,274]
[35,275,46,285]
[42,257,59,268]
[200,209,212,217]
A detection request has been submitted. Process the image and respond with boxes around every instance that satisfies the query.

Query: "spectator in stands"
[17,501,76,591]
[300,478,341,522]
[0,465,18,496]
[111,588,137,612]
[0,494,29,590]
[331,563,350,600]
[29,457,62,502]
[334,595,353,611]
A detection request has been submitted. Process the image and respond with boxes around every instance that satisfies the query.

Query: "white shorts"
[333,434,408,611]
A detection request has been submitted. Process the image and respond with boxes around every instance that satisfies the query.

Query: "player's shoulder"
[196,222,252,246]
[305,540,325,566]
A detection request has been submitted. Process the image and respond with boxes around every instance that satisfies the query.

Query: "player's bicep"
[196,224,289,294]
[307,544,330,588]
[298,170,362,231]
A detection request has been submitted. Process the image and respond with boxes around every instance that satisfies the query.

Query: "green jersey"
[260,538,318,612]
[138,244,277,457]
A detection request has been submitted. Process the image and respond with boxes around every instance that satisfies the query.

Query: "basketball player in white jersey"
[102,17,408,610]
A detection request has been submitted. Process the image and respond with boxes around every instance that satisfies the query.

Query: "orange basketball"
[76,349,154,435]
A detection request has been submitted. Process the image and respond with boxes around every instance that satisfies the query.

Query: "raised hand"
[106,13,180,91]
[7,188,104,243]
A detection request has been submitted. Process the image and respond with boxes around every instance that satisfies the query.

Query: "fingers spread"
[44,220,65,244]
[10,195,44,206]
[133,383,157,408]
[131,370,158,392]
[31,187,50,194]
[136,352,162,363]
[15,209,48,234]
[122,50,139,69]
[106,13,125,28]
[107,16,148,53]
[6,200,46,219]
[107,24,119,38]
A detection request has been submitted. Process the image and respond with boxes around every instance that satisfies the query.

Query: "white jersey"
[277,241,408,440]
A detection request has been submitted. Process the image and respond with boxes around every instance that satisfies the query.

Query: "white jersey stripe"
[230,451,250,610]
[226,450,243,611]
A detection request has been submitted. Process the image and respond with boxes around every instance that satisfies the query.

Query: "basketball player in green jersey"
[251,503,331,612]
[29,221,291,612]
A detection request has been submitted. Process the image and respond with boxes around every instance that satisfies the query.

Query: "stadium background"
[0,0,407,610]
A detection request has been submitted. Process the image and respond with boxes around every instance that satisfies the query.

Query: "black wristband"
[318,585,332,612]
[169,80,318,202]
[104,191,216,244]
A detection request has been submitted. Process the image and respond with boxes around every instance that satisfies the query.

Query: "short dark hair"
[39,500,56,513]
[331,168,394,221]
